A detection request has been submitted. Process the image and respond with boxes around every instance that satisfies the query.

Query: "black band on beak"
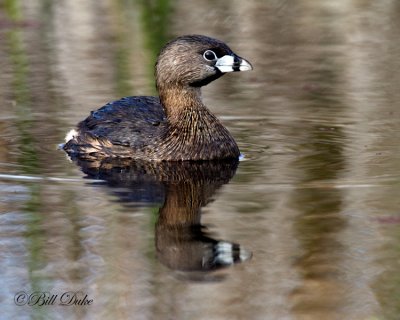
[232,56,241,72]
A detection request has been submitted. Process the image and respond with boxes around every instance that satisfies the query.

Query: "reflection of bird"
[76,158,252,276]
[63,35,252,161]
[156,179,252,273]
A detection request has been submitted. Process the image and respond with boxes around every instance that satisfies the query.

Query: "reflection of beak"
[215,54,253,73]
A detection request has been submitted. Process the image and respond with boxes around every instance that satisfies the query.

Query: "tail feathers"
[63,129,114,160]
[65,129,78,143]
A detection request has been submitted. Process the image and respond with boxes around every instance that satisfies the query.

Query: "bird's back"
[64,96,168,159]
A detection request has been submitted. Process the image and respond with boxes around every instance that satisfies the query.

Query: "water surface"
[1,1,400,319]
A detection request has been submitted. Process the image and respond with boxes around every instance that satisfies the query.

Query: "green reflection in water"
[146,206,159,261]
[23,184,46,272]
[23,185,48,319]
[62,190,86,282]
[5,1,48,318]
[4,0,21,20]
[114,38,132,97]
[110,0,171,95]
[374,226,400,320]
[111,0,135,97]
[5,1,39,174]
[138,0,171,91]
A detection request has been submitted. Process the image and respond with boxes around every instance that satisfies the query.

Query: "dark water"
[2,1,400,319]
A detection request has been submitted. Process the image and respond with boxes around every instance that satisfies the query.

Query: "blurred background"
[1,0,400,319]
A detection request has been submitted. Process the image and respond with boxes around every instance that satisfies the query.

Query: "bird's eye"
[203,50,217,61]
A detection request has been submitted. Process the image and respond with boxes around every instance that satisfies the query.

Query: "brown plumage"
[63,35,252,161]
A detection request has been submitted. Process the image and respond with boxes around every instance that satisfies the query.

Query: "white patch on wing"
[65,129,78,142]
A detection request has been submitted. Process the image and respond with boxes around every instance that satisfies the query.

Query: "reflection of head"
[156,221,252,272]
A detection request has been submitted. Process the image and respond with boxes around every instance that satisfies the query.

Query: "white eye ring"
[203,50,217,61]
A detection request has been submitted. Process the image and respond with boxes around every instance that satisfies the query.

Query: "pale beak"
[215,55,253,73]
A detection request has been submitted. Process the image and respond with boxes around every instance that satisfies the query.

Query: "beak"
[215,54,253,73]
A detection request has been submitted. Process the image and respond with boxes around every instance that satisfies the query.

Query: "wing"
[77,96,167,150]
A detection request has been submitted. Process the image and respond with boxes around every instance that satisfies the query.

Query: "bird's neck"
[155,84,238,160]
[159,85,205,124]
